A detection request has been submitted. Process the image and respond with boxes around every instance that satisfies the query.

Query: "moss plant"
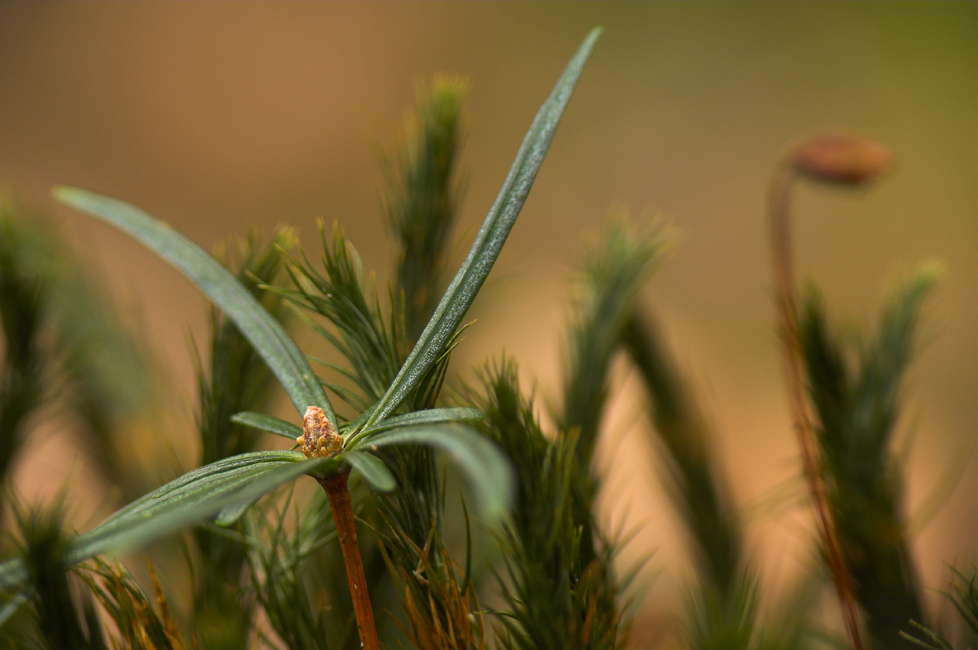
[0,28,970,650]
[0,200,153,503]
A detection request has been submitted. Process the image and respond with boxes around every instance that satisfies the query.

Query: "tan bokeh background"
[2,1,974,640]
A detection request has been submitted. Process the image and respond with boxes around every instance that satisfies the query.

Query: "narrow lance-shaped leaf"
[231,411,304,441]
[365,424,514,525]
[0,590,30,626]
[342,450,397,492]
[363,28,603,429]
[0,452,334,591]
[51,186,335,427]
[214,499,260,528]
[346,406,484,448]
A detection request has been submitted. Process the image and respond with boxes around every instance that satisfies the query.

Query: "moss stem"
[769,159,864,650]
[319,470,379,650]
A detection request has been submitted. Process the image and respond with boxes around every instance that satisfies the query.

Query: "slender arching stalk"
[768,141,874,650]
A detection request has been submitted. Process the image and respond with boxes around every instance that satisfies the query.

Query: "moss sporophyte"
[768,134,894,650]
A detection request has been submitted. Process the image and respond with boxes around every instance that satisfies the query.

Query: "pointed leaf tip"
[364,28,602,429]
[343,451,397,492]
[366,425,514,524]
[52,186,335,425]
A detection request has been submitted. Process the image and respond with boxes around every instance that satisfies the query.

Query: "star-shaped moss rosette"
[0,28,602,648]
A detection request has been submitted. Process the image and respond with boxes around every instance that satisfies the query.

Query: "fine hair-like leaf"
[51,186,335,426]
[5,499,103,648]
[470,360,628,650]
[74,557,187,650]
[800,264,941,649]
[279,222,404,407]
[383,75,468,344]
[900,565,977,649]
[363,28,603,430]
[560,217,671,466]
[244,488,340,650]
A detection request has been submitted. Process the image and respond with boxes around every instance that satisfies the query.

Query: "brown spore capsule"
[297,406,343,458]
[791,135,893,186]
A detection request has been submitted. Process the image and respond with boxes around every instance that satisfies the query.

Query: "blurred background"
[2,1,974,642]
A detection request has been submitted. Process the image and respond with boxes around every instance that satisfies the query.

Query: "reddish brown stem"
[319,470,379,650]
[769,161,864,650]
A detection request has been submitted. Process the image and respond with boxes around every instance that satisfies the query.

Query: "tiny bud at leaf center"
[298,406,343,458]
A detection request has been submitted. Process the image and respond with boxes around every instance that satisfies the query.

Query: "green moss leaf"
[349,406,483,447]
[342,450,397,492]
[0,451,334,591]
[363,28,602,430]
[231,411,303,441]
[366,424,513,525]
[51,186,335,427]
